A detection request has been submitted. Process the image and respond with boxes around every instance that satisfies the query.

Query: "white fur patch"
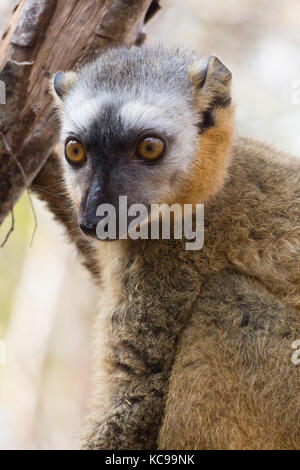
[60,92,199,187]
[120,99,198,173]
[61,91,116,139]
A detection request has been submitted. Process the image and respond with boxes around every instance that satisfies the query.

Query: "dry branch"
[0,0,160,274]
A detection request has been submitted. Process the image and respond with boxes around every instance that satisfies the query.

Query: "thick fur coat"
[51,45,300,450]
[82,137,300,450]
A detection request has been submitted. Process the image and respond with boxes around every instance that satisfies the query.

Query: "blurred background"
[0,0,300,449]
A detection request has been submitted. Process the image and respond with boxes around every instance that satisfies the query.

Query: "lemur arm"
[82,370,167,450]
[82,240,201,450]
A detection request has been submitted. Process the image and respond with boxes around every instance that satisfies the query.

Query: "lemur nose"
[80,223,98,238]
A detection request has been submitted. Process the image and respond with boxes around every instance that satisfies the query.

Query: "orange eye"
[65,139,86,165]
[137,136,165,161]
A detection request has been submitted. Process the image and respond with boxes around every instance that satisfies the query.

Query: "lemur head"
[52,45,234,238]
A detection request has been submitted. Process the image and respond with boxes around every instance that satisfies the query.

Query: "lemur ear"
[51,70,78,104]
[189,55,232,108]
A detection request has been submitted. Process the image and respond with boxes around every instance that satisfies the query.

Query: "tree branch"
[0,0,160,276]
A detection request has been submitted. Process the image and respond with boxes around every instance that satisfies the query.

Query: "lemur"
[51,45,300,450]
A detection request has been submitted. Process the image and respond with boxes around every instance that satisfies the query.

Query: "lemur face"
[52,46,233,239]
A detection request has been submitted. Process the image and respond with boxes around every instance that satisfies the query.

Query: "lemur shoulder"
[51,45,300,450]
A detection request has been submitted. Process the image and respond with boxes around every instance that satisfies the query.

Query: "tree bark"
[0,0,160,276]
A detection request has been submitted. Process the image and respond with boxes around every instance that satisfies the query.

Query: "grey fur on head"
[52,44,233,235]
[50,44,300,450]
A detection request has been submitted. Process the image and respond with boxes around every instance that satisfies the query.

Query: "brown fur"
[158,135,300,448]
[82,133,300,450]
[53,51,300,450]
[176,55,235,206]
[177,106,235,205]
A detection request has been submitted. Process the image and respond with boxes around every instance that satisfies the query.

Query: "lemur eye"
[137,136,165,161]
[65,139,86,165]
